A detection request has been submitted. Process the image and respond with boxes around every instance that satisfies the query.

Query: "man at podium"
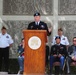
[27,12,52,66]
[27,12,52,36]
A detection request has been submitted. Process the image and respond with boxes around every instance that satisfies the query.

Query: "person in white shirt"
[52,28,69,46]
[0,26,13,73]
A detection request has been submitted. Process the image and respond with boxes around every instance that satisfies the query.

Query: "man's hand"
[48,27,52,32]
[10,44,13,47]
[53,54,57,57]
[58,54,62,58]
[72,56,74,60]
[72,56,76,61]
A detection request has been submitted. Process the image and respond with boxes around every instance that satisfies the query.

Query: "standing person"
[17,38,24,74]
[27,12,52,66]
[27,12,52,36]
[52,28,69,46]
[0,26,13,74]
[50,36,67,75]
[67,37,76,74]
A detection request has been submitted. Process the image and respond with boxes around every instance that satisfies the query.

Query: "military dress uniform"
[28,21,51,63]
[28,21,51,35]
[0,33,13,72]
[28,12,51,65]
[52,35,69,45]
[50,44,67,73]
[27,12,51,35]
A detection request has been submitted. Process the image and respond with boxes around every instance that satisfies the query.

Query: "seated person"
[17,38,24,74]
[50,36,67,74]
[67,37,76,74]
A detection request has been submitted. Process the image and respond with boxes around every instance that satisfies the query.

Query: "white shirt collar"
[1,33,7,36]
[56,43,60,45]
[35,21,40,25]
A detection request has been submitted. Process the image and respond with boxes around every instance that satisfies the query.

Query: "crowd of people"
[0,12,76,75]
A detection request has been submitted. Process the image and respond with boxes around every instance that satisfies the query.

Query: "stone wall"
[0,0,76,58]
[3,0,53,15]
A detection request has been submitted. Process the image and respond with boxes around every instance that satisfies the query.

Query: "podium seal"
[28,36,41,50]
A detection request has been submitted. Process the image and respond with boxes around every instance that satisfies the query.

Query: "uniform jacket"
[27,21,51,36]
[50,44,67,57]
[52,35,69,45]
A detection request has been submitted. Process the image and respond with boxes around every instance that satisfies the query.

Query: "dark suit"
[67,45,76,73]
[68,45,76,57]
[27,21,51,36]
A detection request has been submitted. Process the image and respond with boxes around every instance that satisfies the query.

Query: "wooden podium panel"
[23,30,47,75]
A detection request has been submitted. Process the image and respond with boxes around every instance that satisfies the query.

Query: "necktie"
[36,22,38,25]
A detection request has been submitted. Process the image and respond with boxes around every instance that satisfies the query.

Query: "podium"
[23,30,47,75]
